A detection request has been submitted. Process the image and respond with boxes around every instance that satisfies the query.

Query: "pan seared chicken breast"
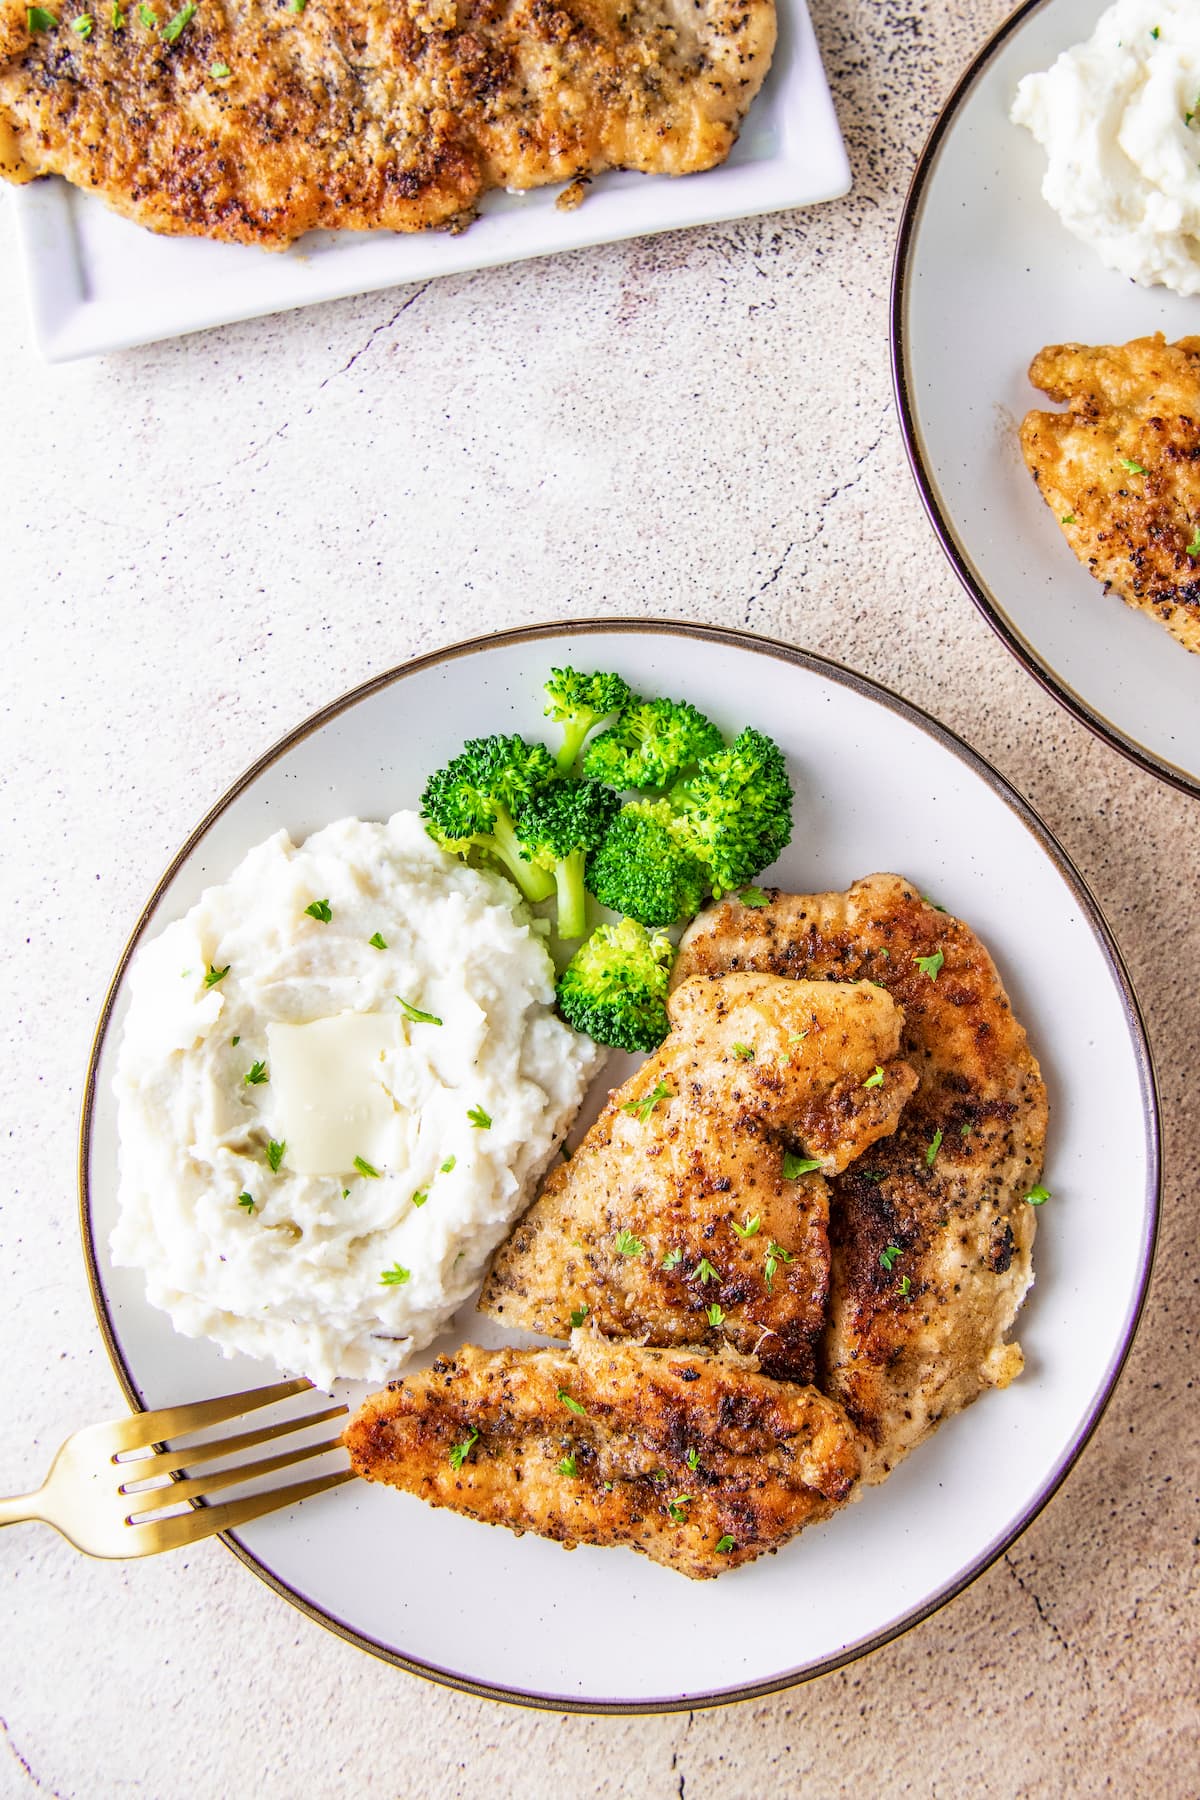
[479,974,918,1384]
[344,1332,860,1579]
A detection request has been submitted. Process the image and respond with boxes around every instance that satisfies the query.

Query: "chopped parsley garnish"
[27,5,57,27]
[1120,457,1147,476]
[685,1447,700,1471]
[243,1060,268,1086]
[354,1155,381,1178]
[614,1228,644,1257]
[448,1430,478,1469]
[569,1304,589,1328]
[411,1190,428,1208]
[558,1455,577,1477]
[439,1155,456,1174]
[896,1274,912,1299]
[914,949,944,981]
[265,1139,286,1172]
[111,2,123,22]
[204,963,230,988]
[160,0,192,38]
[782,1151,821,1178]
[731,1042,755,1061]
[467,1104,491,1129]
[379,1262,410,1285]
[661,1247,683,1270]
[1061,513,1076,525]
[1188,528,1200,559]
[921,894,948,913]
[715,1534,735,1554]
[557,1388,587,1417]
[1151,24,1159,38]
[368,931,387,949]
[71,13,93,34]
[706,1302,725,1326]
[137,3,155,23]
[1025,1184,1051,1205]
[230,1035,240,1046]
[764,1241,793,1289]
[732,1214,761,1239]
[398,994,443,1026]
[926,1127,943,1167]
[237,1192,255,1211]
[863,1066,885,1089]
[961,1122,972,1139]
[209,57,229,73]
[288,0,306,10]
[622,1080,673,1124]
[879,1244,902,1272]
[695,1256,721,1284]
[304,898,332,922]
[739,886,769,907]
[667,1495,692,1524]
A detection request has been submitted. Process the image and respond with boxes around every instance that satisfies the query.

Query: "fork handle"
[0,1491,46,1529]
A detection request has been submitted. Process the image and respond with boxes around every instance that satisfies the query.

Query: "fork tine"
[124,1403,348,1479]
[107,1377,314,1454]
[126,1435,349,1513]
[130,1467,357,1553]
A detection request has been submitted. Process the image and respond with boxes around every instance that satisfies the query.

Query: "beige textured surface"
[0,0,1197,1793]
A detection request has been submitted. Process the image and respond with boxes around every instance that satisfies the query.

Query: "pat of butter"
[266,1014,402,1176]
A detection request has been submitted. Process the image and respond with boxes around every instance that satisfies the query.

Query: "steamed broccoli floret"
[557,919,676,1052]
[581,696,724,791]
[670,727,794,896]
[543,668,634,773]
[517,778,622,939]
[420,734,558,905]
[585,799,710,928]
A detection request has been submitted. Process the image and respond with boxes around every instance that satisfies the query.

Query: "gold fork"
[0,1377,355,1557]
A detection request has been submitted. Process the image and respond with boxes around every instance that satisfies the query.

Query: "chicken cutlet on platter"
[1020,334,1200,656]
[345,1334,860,1579]
[674,875,1048,1484]
[0,0,776,247]
[480,973,918,1384]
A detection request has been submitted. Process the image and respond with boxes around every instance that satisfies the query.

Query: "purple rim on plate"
[77,618,1161,1712]
[890,0,1200,802]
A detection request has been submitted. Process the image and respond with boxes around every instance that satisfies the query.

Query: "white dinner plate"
[892,0,1200,798]
[8,0,848,362]
[80,621,1159,1712]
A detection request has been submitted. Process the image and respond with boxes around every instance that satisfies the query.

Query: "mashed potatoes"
[112,812,602,1388]
[1012,0,1200,296]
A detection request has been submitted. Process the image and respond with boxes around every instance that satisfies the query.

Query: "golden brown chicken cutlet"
[0,0,776,247]
[1021,333,1200,653]
[479,974,917,1384]
[344,1333,860,1579]
[674,876,1046,1483]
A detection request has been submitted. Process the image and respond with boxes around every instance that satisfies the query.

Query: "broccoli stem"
[554,849,590,939]
[489,810,557,904]
[554,715,596,775]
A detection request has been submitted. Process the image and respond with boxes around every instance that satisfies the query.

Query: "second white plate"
[80,621,1158,1711]
[9,0,848,362]
[893,0,1200,798]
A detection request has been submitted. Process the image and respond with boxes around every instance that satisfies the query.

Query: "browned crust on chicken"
[674,876,1046,1483]
[0,0,776,247]
[344,1333,860,1578]
[479,975,918,1384]
[1020,334,1200,653]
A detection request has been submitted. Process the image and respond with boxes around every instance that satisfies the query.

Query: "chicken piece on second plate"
[344,1332,860,1579]
[1021,333,1200,653]
[478,974,917,1384]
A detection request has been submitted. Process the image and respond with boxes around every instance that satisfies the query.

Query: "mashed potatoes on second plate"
[1013,0,1200,296]
[112,812,602,1388]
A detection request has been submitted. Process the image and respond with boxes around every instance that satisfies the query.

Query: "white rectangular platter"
[6,0,848,361]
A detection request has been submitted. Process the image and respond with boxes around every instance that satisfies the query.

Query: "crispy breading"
[674,876,1046,1483]
[0,0,776,247]
[343,1333,860,1579]
[1020,333,1200,653]
[479,975,917,1384]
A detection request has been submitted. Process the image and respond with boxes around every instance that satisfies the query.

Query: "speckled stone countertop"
[1,0,1197,1792]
